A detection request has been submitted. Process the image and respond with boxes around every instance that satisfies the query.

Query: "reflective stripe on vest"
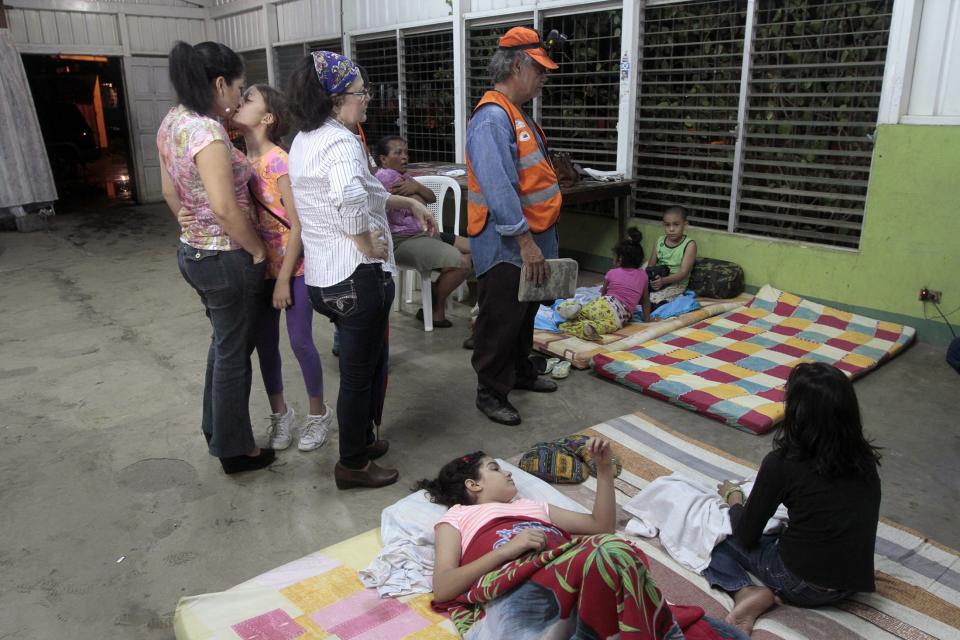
[466,91,562,236]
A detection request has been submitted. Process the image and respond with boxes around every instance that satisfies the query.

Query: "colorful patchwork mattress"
[592,285,916,434]
[174,530,459,639]
[533,293,753,369]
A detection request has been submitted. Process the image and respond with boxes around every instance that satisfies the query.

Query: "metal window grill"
[274,39,341,93]
[401,30,455,163]
[634,0,747,230]
[465,21,532,116]
[541,10,622,171]
[243,49,269,88]
[352,36,400,148]
[738,0,893,248]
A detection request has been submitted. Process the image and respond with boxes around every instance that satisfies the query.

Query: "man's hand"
[409,200,438,237]
[518,233,550,284]
[650,276,665,291]
[389,176,419,197]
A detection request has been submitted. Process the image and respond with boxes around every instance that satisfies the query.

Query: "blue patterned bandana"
[311,50,359,96]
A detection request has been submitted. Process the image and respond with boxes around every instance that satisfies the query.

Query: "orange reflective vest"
[466,91,562,236]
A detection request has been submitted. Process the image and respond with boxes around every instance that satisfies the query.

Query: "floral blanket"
[435,517,729,639]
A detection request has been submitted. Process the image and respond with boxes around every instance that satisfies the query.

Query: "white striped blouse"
[288,118,396,288]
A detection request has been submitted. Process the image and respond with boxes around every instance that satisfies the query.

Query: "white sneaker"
[267,406,295,450]
[298,403,333,451]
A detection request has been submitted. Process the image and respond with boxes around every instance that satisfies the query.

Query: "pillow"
[379,458,588,548]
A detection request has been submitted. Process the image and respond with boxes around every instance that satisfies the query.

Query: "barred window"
[352,36,400,147]
[739,0,892,248]
[401,30,455,162]
[541,9,622,171]
[274,39,341,94]
[465,21,532,116]
[242,49,269,88]
[634,0,746,229]
[633,0,893,248]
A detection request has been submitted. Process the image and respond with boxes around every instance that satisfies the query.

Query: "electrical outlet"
[919,288,942,303]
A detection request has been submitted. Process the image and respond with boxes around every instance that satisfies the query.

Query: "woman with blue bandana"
[286,51,436,490]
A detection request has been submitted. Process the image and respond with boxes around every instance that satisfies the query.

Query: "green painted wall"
[558,124,960,344]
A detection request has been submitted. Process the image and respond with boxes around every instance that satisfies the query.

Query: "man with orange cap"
[465,26,563,426]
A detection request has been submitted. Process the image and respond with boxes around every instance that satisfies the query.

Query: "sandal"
[544,357,561,374]
[551,360,571,380]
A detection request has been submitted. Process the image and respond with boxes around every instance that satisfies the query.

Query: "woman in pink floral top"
[232,84,332,453]
[157,41,273,475]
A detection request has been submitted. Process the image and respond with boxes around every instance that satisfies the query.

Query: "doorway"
[22,54,135,209]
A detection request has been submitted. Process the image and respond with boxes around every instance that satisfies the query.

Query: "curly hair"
[613,228,645,269]
[415,452,486,508]
[774,362,881,478]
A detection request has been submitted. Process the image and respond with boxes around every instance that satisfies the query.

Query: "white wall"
[905,0,960,121]
[344,0,451,32]
[215,9,263,51]
[126,15,205,54]
[276,0,340,44]
[6,8,121,51]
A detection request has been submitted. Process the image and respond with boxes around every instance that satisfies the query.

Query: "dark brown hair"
[248,84,290,146]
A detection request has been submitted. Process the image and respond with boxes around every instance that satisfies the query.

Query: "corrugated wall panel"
[467,0,536,13]
[216,10,264,52]
[346,0,450,31]
[276,0,340,43]
[126,15,205,54]
[7,8,119,48]
[908,0,960,117]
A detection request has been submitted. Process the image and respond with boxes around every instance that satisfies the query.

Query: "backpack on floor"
[688,258,745,299]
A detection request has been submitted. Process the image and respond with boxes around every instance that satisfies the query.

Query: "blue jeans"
[705,535,852,608]
[177,244,266,457]
[308,264,394,469]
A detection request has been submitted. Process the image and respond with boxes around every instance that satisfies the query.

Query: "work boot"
[476,387,521,425]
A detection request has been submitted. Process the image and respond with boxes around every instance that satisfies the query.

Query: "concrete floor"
[1,203,957,639]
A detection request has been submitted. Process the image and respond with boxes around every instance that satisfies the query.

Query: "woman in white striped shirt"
[287,51,436,490]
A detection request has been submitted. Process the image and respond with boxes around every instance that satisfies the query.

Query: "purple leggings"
[256,275,323,398]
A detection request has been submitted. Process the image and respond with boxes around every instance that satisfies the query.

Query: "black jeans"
[308,264,394,469]
[177,244,266,457]
[471,263,540,399]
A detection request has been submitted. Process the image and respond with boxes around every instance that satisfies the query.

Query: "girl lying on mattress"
[417,438,745,640]
[708,362,882,636]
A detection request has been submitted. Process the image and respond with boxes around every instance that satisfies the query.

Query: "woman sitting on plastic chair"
[375,135,471,328]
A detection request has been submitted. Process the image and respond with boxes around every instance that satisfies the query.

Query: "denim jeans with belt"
[705,535,852,608]
[308,264,394,469]
[177,243,266,458]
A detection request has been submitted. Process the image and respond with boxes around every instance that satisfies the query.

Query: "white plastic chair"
[395,175,462,331]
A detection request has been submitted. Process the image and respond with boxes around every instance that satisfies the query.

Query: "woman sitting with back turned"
[706,362,882,636]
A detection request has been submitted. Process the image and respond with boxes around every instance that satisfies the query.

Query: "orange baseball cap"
[498,26,558,70]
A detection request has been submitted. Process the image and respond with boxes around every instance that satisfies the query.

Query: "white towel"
[623,473,789,573]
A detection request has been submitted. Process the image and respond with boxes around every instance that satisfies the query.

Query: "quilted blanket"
[592,285,915,434]
[533,293,753,369]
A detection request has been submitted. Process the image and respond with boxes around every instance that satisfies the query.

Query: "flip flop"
[551,361,571,379]
[544,357,561,374]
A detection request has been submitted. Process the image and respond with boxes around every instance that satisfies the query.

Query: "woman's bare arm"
[195,143,266,261]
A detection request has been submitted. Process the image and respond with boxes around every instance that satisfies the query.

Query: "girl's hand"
[651,276,664,291]
[273,278,292,310]
[585,437,614,469]
[500,529,547,560]
[176,207,196,230]
[718,480,745,505]
[409,200,438,237]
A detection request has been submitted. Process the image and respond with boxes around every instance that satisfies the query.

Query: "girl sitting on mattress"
[557,228,652,340]
[417,438,742,640]
[707,362,882,636]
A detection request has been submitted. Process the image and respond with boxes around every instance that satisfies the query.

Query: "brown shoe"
[366,439,389,460]
[334,461,399,489]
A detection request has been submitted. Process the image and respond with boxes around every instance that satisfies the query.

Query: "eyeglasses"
[343,88,371,99]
